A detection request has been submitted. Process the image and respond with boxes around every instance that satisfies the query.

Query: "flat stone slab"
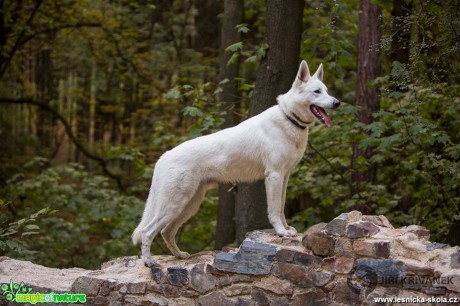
[0,257,90,292]
[214,241,277,275]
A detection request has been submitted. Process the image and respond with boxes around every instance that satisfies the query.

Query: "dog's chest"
[289,143,307,168]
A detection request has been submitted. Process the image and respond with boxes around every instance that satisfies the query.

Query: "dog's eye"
[314,89,321,94]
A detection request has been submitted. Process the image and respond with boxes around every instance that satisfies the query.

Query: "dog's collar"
[279,106,307,130]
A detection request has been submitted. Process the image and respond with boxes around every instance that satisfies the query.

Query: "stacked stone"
[301,211,460,305]
[1,211,460,305]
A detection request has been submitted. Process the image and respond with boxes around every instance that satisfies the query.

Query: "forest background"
[0,0,458,269]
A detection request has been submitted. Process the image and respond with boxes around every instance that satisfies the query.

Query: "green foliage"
[0,0,459,269]
[287,1,460,242]
[235,23,250,34]
[225,22,269,66]
[1,156,219,269]
[106,145,146,177]
[1,160,143,268]
[0,199,55,256]
[167,83,226,138]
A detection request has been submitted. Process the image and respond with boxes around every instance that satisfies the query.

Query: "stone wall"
[1,211,460,305]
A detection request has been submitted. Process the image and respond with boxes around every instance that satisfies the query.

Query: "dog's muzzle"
[332,98,341,109]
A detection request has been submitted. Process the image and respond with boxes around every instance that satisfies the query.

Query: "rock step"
[1,211,459,305]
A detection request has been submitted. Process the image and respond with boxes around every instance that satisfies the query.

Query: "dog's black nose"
[332,99,341,109]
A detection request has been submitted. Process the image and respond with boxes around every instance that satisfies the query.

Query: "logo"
[347,264,379,296]
[347,259,454,296]
[1,280,86,304]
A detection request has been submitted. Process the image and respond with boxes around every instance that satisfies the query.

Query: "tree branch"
[101,27,164,93]
[18,22,102,49]
[0,98,125,190]
[0,0,44,80]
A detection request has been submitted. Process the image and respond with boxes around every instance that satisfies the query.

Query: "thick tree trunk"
[215,0,244,250]
[351,0,381,190]
[235,0,305,244]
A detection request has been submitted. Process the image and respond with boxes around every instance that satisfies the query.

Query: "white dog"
[133,60,340,267]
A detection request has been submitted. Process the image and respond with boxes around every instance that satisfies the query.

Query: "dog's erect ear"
[295,60,310,86]
[312,63,324,81]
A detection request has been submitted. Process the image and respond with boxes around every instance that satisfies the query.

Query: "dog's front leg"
[281,173,297,234]
[265,171,296,237]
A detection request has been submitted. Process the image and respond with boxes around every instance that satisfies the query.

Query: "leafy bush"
[0,199,55,256]
[287,64,460,242]
[1,156,219,269]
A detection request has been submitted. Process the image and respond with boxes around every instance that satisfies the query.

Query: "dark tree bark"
[194,0,221,53]
[235,0,305,244]
[390,0,412,65]
[391,0,413,213]
[35,48,54,147]
[351,0,382,190]
[215,0,244,250]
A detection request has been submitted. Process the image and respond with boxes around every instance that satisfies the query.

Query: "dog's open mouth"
[310,105,332,127]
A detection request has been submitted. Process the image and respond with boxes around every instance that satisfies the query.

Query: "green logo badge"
[1,280,86,304]
[1,280,33,302]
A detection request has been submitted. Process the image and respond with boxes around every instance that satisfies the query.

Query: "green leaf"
[256,43,268,59]
[436,133,450,145]
[165,87,182,99]
[235,23,250,33]
[24,224,40,231]
[379,134,403,149]
[21,232,39,237]
[365,121,386,137]
[244,55,257,63]
[226,53,239,66]
[239,83,254,92]
[6,240,18,250]
[182,106,203,117]
[359,137,376,149]
[225,42,243,53]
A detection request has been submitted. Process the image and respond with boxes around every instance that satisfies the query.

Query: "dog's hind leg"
[161,184,209,259]
[141,213,175,267]
[280,173,297,234]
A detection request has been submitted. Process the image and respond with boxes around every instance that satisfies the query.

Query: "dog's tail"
[131,223,143,245]
[132,190,155,245]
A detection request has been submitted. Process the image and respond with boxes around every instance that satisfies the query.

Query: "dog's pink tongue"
[324,115,332,127]
[317,107,332,127]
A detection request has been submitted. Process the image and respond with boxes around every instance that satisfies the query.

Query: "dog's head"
[280,60,340,127]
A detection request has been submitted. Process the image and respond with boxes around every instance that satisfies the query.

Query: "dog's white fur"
[133,60,340,267]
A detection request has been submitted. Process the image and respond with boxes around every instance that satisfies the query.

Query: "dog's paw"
[177,251,190,259]
[285,226,298,234]
[276,228,296,237]
[142,257,159,268]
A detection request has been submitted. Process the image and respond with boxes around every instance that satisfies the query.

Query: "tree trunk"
[69,74,78,162]
[53,79,69,164]
[235,0,305,244]
[215,0,244,250]
[89,58,97,152]
[194,0,221,52]
[390,0,412,65]
[351,0,381,190]
[35,48,54,148]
